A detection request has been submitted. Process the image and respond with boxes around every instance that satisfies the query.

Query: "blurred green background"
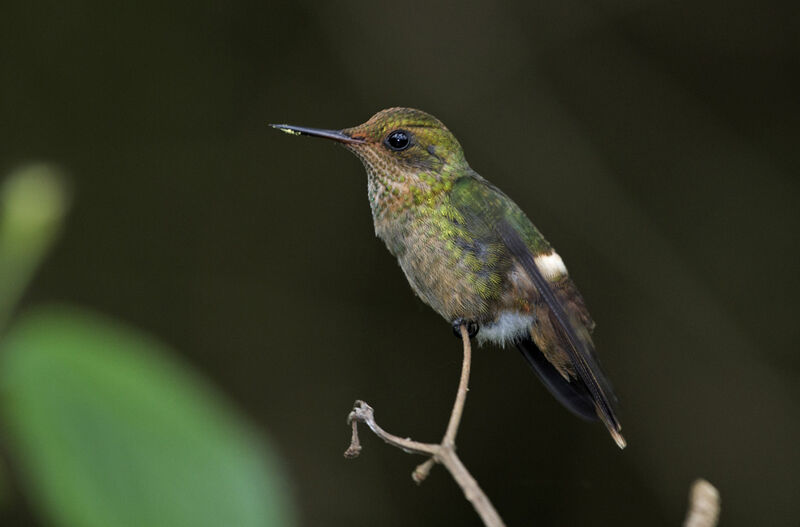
[1,1,798,526]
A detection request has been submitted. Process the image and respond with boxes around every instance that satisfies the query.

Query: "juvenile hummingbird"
[272,108,625,448]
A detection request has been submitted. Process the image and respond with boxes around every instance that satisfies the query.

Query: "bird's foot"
[451,318,479,339]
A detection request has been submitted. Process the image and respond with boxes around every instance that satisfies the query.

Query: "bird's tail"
[515,336,598,421]
[515,336,626,448]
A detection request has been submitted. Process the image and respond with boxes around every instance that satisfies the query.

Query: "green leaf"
[0,164,69,329]
[0,307,294,527]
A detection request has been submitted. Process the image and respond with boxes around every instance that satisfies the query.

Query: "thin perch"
[344,324,505,527]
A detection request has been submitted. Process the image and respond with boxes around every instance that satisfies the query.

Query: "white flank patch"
[534,251,568,280]
[477,312,535,347]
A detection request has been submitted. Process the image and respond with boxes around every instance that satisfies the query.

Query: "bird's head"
[272,108,469,187]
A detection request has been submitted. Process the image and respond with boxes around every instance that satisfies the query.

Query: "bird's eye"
[385,130,411,151]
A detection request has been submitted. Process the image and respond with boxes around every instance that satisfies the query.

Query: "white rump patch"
[534,251,568,280]
[477,311,534,347]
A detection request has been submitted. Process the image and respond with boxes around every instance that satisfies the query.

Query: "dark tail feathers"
[515,337,599,422]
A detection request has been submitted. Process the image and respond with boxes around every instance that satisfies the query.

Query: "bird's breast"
[373,204,507,323]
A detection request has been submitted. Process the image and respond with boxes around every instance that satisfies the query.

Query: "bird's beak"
[270,124,365,144]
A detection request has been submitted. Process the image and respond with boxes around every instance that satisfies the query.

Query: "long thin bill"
[269,124,364,144]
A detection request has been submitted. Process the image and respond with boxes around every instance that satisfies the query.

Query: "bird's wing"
[449,174,625,448]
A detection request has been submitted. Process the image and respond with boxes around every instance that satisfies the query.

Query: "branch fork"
[342,324,720,527]
[343,324,505,527]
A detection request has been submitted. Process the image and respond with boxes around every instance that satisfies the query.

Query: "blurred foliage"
[0,308,293,527]
[0,166,294,526]
[0,165,68,328]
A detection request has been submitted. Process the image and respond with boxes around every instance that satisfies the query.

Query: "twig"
[442,323,472,448]
[683,479,720,527]
[344,324,505,527]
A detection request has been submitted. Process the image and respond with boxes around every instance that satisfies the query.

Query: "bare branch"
[344,324,723,527]
[412,458,435,485]
[684,479,720,527]
[343,324,725,527]
[345,400,437,457]
[442,324,472,448]
[344,323,506,527]
[343,416,361,459]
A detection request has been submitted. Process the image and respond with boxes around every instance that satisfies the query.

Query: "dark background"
[2,0,799,525]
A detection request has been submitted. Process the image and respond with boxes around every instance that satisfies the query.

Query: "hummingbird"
[271,108,625,448]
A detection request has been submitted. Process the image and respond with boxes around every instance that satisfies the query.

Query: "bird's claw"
[451,318,479,339]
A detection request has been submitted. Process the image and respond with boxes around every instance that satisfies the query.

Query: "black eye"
[385,130,411,151]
